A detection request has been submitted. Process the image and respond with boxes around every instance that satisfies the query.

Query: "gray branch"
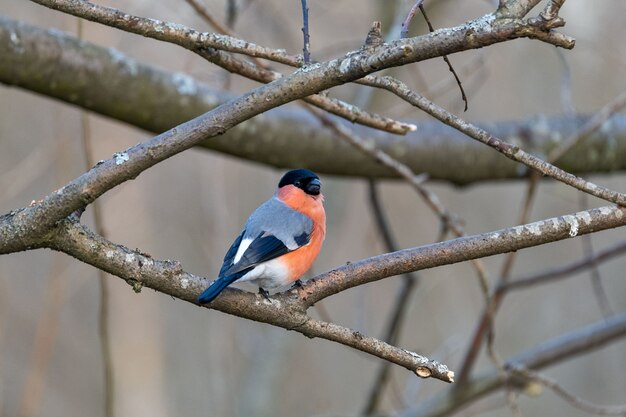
[3,17,625,185]
[4,204,621,383]
[401,312,626,417]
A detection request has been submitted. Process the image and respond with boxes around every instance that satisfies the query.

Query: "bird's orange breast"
[278,185,326,281]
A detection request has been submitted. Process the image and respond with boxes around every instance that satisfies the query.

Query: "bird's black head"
[278,169,321,196]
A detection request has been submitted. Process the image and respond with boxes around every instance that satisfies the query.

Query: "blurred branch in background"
[28,0,415,135]
[2,17,625,183]
[361,179,421,415]
[457,87,626,385]
[78,84,114,417]
[403,312,626,417]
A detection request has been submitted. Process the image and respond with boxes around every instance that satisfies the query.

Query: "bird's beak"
[306,178,321,195]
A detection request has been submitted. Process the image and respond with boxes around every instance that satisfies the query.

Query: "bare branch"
[1,4,583,247]
[403,312,626,417]
[309,105,491,294]
[43,218,454,383]
[458,86,626,384]
[401,0,424,39]
[300,205,626,305]
[362,76,626,205]
[1,18,621,184]
[29,0,413,135]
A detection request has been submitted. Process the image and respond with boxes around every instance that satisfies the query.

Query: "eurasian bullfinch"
[198,169,326,303]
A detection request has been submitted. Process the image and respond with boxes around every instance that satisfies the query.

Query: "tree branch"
[0,5,582,247]
[359,76,626,205]
[4,18,624,185]
[6,205,619,384]
[301,205,626,306]
[402,312,626,417]
[43,218,455,383]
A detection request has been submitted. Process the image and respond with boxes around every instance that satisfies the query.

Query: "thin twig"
[486,322,522,417]
[457,170,540,384]
[360,75,626,205]
[400,1,468,110]
[300,0,311,64]
[81,114,114,417]
[417,4,468,111]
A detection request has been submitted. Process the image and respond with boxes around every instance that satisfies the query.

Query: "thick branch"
[2,18,623,185]
[0,9,580,245]
[44,218,454,383]
[302,205,626,306]
[23,204,626,386]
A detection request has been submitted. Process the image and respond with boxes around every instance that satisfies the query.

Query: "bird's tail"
[198,270,248,304]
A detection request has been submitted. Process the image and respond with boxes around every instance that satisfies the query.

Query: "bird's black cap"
[278,169,321,195]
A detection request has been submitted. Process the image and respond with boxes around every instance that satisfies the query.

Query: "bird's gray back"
[243,196,312,249]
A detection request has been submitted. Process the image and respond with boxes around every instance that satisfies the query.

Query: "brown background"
[1,1,625,416]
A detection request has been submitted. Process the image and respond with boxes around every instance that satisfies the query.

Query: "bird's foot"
[258,287,271,300]
[290,279,303,290]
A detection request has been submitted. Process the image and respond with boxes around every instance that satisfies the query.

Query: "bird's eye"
[294,180,302,187]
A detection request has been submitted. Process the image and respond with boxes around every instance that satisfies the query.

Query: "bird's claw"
[258,287,271,300]
[290,279,303,290]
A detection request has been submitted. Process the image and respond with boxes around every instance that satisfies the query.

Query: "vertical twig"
[401,1,468,111]
[361,180,420,415]
[300,0,311,64]
[418,4,468,111]
[77,19,114,417]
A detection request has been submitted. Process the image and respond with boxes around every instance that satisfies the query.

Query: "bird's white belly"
[237,258,291,289]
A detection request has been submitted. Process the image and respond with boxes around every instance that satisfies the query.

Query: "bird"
[198,169,326,304]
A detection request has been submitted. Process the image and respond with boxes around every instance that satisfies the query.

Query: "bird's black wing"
[221,232,298,276]
[217,230,244,277]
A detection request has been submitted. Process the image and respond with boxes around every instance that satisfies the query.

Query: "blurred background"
[1,0,625,416]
